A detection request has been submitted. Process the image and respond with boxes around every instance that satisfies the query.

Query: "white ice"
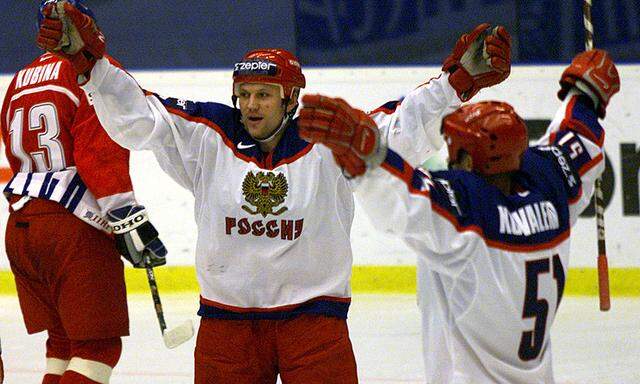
[1,293,638,383]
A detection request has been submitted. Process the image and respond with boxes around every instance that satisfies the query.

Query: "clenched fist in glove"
[558,49,620,118]
[107,205,167,268]
[443,23,511,101]
[36,0,104,77]
[298,95,386,177]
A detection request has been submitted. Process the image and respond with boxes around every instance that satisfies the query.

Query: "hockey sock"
[43,331,71,384]
[59,337,122,384]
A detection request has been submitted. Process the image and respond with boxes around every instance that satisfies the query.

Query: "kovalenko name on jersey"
[14,61,63,91]
[497,201,559,236]
[225,217,304,240]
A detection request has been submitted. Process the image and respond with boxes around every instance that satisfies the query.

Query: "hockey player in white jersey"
[36,2,511,382]
[297,49,620,383]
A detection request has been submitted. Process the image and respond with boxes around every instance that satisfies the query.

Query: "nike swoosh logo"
[237,142,256,149]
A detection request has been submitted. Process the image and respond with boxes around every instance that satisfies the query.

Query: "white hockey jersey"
[81,58,461,319]
[369,73,461,167]
[355,94,604,383]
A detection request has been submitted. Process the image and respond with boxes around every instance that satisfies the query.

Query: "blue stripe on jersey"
[425,148,572,247]
[372,100,402,114]
[567,96,603,143]
[38,172,58,199]
[20,173,33,195]
[156,94,311,166]
[65,178,87,212]
[272,119,314,166]
[59,173,86,209]
[385,148,409,174]
[197,300,350,320]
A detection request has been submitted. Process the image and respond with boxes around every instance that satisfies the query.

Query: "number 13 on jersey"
[8,102,66,172]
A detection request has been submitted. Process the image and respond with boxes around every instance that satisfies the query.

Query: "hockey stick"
[144,252,195,348]
[583,0,610,311]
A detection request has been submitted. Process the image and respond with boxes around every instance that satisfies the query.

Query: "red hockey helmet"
[232,49,306,100]
[442,101,528,175]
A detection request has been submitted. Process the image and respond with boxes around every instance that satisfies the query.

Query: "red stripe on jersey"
[382,160,574,253]
[560,97,605,148]
[568,185,584,205]
[579,152,603,176]
[381,159,428,197]
[370,101,402,116]
[416,72,444,89]
[164,104,314,169]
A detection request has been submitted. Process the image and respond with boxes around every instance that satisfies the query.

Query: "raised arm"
[535,49,620,225]
[298,95,474,275]
[371,23,511,167]
[36,1,207,191]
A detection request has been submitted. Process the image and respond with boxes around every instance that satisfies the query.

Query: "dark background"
[1,0,638,73]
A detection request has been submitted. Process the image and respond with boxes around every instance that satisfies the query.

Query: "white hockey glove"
[107,205,167,268]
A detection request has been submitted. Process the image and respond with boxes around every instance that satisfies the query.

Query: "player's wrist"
[446,66,476,101]
[571,81,601,112]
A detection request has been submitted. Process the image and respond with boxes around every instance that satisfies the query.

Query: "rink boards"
[0,64,639,295]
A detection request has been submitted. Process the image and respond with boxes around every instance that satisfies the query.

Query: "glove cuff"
[447,66,478,102]
[364,134,388,171]
[108,206,149,234]
[558,77,606,118]
[69,51,96,78]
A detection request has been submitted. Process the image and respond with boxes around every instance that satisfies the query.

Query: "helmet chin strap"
[234,96,298,145]
[254,113,291,144]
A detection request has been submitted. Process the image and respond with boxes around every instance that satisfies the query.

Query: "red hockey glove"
[36,1,105,77]
[558,49,620,118]
[298,94,387,177]
[443,23,511,101]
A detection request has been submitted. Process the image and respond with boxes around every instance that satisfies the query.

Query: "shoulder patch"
[159,96,199,115]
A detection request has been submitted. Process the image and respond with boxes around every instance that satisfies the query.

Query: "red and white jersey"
[356,93,604,383]
[0,53,135,221]
[80,58,461,318]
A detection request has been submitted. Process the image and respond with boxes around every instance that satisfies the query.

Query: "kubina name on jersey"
[498,201,559,236]
[14,61,63,91]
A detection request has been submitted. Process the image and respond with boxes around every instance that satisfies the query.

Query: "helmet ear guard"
[442,101,528,175]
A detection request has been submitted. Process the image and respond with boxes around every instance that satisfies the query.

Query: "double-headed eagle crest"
[241,171,288,217]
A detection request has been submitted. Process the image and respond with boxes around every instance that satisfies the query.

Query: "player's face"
[237,83,288,140]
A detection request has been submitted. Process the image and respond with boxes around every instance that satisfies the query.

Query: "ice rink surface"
[1,293,638,384]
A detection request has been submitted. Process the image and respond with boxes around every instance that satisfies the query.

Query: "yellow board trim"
[0,266,638,296]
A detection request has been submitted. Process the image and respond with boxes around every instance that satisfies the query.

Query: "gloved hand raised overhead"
[443,23,511,101]
[558,49,620,118]
[36,0,105,77]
